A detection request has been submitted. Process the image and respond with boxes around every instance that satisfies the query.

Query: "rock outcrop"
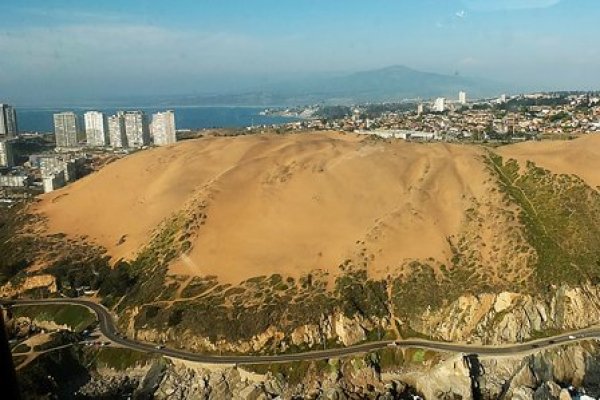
[0,274,57,297]
[412,284,600,345]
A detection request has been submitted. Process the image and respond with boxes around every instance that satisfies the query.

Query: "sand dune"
[34,132,530,284]
[498,135,600,188]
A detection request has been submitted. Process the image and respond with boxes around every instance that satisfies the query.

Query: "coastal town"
[0,108,176,202]
[2,91,600,203]
[266,91,600,139]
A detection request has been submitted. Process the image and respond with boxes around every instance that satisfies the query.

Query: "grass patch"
[485,153,600,290]
[12,343,31,353]
[92,347,156,371]
[242,359,330,385]
[12,304,96,332]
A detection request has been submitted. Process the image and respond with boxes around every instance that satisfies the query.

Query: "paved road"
[4,298,600,365]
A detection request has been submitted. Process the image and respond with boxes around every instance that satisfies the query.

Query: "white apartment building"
[150,110,177,146]
[124,111,150,148]
[42,171,66,193]
[54,112,80,148]
[0,173,29,188]
[0,140,15,167]
[84,111,109,147]
[459,91,467,105]
[433,97,446,112]
[108,112,127,148]
[0,104,18,138]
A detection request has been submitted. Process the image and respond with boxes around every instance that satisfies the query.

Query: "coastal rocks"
[153,362,277,400]
[0,274,57,297]
[533,381,562,400]
[410,284,600,345]
[389,354,472,399]
[335,314,367,346]
[478,343,599,399]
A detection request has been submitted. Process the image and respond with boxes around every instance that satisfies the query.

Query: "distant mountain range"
[147,65,504,107]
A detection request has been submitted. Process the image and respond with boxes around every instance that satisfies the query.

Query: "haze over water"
[16,106,297,133]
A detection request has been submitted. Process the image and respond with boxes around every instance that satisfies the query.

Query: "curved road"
[4,298,600,365]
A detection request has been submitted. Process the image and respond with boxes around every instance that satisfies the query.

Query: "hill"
[154,65,500,106]
[6,132,600,356]
[35,133,506,285]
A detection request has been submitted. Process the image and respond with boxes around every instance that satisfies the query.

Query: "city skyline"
[1,1,600,105]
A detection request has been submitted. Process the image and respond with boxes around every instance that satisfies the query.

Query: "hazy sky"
[1,0,599,105]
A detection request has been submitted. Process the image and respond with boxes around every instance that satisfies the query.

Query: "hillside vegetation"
[5,132,600,351]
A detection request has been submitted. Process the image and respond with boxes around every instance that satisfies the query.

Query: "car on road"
[155,344,165,350]
[568,335,576,340]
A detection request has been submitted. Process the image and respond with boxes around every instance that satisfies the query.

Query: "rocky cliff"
[20,340,600,399]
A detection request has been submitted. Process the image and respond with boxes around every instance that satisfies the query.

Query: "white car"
[568,335,576,340]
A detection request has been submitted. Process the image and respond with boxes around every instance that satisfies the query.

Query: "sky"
[1,0,599,105]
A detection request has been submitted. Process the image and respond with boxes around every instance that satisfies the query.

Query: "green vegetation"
[486,153,600,289]
[335,269,389,318]
[12,343,31,353]
[12,304,96,332]
[33,331,78,351]
[242,359,331,385]
[92,347,157,371]
[0,204,36,286]
[375,348,405,370]
[411,349,426,363]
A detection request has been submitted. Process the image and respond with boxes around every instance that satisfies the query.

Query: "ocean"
[15,106,298,133]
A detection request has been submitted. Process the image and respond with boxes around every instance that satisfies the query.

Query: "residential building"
[0,104,18,138]
[108,112,127,148]
[0,140,15,167]
[124,111,150,148]
[459,91,467,105]
[150,110,177,146]
[42,171,66,193]
[54,112,80,148]
[84,111,109,147]
[417,104,424,115]
[0,173,29,188]
[39,154,84,182]
[433,97,446,112]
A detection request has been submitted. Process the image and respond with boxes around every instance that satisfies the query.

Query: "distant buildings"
[459,91,467,105]
[0,104,18,138]
[54,112,80,148]
[108,112,127,148]
[39,154,86,193]
[124,111,150,148]
[84,111,109,147]
[0,140,15,167]
[417,104,424,115]
[433,97,446,112]
[0,172,29,188]
[151,110,177,146]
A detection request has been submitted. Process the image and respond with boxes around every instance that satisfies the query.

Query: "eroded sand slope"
[36,132,600,284]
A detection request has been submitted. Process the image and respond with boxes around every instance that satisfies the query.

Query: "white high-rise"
[433,97,446,112]
[54,112,80,148]
[124,111,150,148]
[459,91,467,105]
[84,111,109,147]
[0,104,18,138]
[0,140,15,167]
[108,112,127,148]
[151,110,177,146]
